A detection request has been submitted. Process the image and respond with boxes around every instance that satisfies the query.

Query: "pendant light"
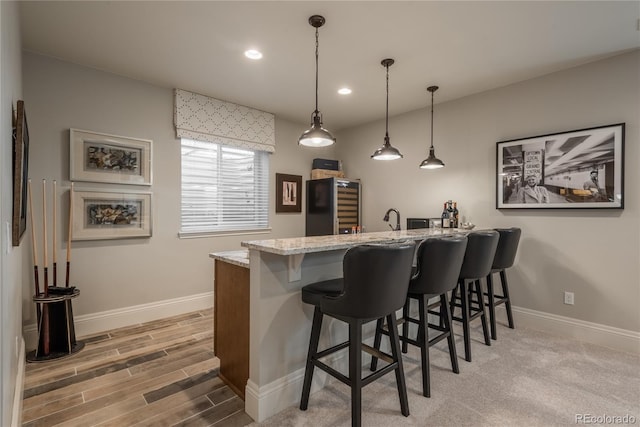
[371,58,403,160]
[419,85,445,169]
[299,15,335,147]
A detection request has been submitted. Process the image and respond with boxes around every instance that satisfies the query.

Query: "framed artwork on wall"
[71,189,152,240]
[496,123,624,209]
[275,173,302,213]
[70,129,152,185]
[12,100,29,246]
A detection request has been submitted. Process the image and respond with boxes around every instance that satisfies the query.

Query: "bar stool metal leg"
[349,319,363,427]
[441,294,459,375]
[472,279,491,346]
[300,306,323,410]
[486,272,498,340]
[418,295,430,397]
[387,314,409,416]
[459,280,472,362]
[501,270,515,329]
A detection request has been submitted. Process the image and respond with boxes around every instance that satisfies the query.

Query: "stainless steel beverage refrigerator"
[305,178,361,236]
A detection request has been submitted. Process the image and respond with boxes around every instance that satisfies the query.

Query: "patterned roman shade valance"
[174,89,275,153]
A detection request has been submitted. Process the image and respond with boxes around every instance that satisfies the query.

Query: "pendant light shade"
[371,59,403,160]
[299,15,335,147]
[420,85,444,169]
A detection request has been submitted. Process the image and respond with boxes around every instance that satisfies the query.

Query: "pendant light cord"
[314,26,319,115]
[430,89,434,149]
[385,64,390,138]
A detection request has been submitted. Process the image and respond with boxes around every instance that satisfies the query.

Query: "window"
[180,138,269,235]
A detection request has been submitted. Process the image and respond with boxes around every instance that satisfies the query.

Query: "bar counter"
[210,228,469,422]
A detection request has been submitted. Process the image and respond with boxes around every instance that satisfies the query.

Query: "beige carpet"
[252,322,640,427]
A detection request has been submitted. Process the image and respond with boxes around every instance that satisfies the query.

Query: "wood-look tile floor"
[22,308,253,427]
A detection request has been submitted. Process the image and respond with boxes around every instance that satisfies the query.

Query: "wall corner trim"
[11,338,25,427]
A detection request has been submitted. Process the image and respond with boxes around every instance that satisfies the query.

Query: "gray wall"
[336,51,639,332]
[1,2,24,425]
[22,52,335,328]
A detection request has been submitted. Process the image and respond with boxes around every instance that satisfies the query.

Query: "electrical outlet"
[564,291,574,305]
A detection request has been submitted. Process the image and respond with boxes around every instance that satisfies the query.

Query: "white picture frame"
[72,189,152,240]
[70,129,152,185]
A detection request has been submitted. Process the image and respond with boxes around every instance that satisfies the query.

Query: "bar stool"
[486,227,521,340]
[299,242,416,427]
[371,236,468,398]
[450,230,499,362]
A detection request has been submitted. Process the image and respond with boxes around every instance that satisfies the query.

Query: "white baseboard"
[24,292,213,350]
[507,305,640,354]
[245,358,341,423]
[11,338,25,427]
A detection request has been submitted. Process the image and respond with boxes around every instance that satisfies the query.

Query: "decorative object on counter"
[406,218,428,230]
[12,100,29,246]
[310,169,345,180]
[71,189,152,240]
[276,173,302,213]
[27,179,84,362]
[371,58,403,160]
[70,129,152,185]
[312,158,339,170]
[298,15,335,147]
[420,86,445,169]
[496,123,624,209]
[383,208,401,231]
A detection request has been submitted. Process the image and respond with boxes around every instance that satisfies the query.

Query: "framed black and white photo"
[496,123,624,209]
[70,129,152,185]
[276,173,302,213]
[72,189,152,240]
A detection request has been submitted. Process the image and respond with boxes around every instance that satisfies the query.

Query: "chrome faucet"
[383,208,401,231]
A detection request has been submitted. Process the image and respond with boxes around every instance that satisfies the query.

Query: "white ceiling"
[19,1,640,131]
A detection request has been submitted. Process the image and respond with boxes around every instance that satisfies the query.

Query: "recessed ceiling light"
[338,87,352,95]
[244,49,263,60]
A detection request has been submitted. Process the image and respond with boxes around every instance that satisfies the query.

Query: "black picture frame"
[496,123,624,209]
[12,100,29,246]
[275,173,302,213]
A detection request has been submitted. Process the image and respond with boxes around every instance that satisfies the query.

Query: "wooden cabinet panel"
[214,260,249,400]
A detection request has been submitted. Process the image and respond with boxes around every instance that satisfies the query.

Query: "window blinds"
[181,139,269,233]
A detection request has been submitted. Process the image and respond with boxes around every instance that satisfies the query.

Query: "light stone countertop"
[209,249,249,268]
[240,228,469,256]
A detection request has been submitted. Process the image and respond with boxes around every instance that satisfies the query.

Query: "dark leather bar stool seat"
[450,230,499,362]
[371,236,468,398]
[299,242,416,427]
[485,227,521,340]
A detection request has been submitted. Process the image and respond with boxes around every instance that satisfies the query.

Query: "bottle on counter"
[453,202,459,228]
[441,202,449,228]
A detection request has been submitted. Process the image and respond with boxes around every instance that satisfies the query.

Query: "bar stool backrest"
[492,228,522,270]
[321,242,416,320]
[409,236,468,296]
[459,231,499,280]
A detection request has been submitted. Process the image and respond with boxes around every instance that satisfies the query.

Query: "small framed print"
[70,129,152,185]
[497,123,624,209]
[72,189,152,240]
[276,173,302,213]
[12,100,29,246]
